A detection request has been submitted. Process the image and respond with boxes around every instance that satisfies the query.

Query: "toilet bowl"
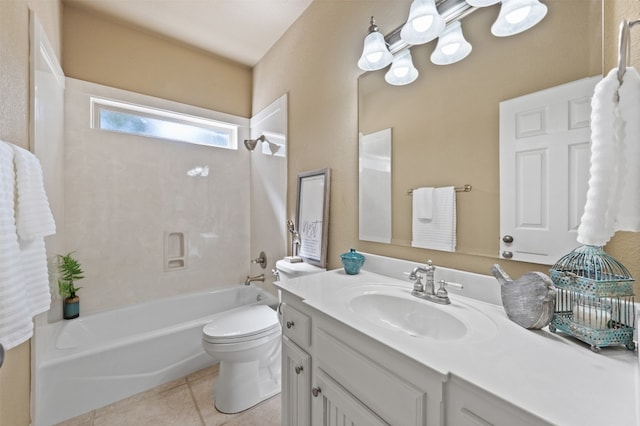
[202,304,281,413]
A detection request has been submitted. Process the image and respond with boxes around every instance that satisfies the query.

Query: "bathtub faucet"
[244,274,265,285]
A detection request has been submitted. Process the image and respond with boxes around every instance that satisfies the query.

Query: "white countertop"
[275,267,640,426]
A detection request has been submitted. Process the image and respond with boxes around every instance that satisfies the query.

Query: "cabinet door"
[312,369,388,426]
[499,76,600,264]
[282,337,311,426]
[446,375,551,426]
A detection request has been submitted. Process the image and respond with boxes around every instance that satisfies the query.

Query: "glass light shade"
[491,0,548,37]
[400,0,446,45]
[385,49,419,86]
[358,30,393,71]
[465,0,501,6]
[431,21,472,65]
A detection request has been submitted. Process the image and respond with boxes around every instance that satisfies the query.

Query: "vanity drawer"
[315,327,426,426]
[282,303,311,348]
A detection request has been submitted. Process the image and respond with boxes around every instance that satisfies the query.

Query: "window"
[91,97,238,149]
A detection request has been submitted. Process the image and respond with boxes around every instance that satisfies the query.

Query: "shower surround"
[60,78,252,319]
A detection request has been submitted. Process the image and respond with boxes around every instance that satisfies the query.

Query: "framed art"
[296,168,331,267]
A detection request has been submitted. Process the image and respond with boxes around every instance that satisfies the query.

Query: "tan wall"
[254,0,640,293]
[0,1,62,424]
[62,4,253,118]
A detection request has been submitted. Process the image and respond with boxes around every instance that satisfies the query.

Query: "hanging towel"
[412,186,456,252]
[0,141,34,350]
[578,67,640,246]
[413,187,434,220]
[11,144,56,239]
[615,67,640,232]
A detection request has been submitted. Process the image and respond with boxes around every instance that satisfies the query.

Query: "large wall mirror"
[358,0,602,259]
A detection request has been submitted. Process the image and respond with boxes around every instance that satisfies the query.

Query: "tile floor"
[55,364,281,426]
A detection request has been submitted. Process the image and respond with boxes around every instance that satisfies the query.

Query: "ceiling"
[64,0,315,67]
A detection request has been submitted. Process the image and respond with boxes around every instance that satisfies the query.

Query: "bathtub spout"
[244,274,265,285]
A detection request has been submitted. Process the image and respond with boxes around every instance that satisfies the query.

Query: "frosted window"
[91,97,238,149]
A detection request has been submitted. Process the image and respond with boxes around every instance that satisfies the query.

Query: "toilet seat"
[203,305,280,344]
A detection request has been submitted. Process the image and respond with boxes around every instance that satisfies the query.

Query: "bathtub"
[35,285,278,425]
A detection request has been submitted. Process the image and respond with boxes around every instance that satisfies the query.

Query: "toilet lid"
[203,305,279,343]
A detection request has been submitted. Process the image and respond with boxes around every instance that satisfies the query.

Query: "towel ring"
[617,19,640,83]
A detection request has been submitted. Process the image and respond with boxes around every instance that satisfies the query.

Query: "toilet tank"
[275,259,325,280]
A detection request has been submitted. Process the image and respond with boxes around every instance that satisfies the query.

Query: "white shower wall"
[61,78,252,318]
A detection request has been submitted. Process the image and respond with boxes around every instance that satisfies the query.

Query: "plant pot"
[63,296,80,320]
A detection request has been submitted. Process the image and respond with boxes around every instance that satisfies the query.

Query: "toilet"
[201,259,324,414]
[202,304,281,413]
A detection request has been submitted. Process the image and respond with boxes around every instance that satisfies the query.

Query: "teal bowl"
[340,249,365,275]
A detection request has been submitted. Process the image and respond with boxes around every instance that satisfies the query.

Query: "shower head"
[243,134,281,154]
[244,138,258,151]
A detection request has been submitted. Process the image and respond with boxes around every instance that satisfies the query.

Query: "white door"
[499,76,601,264]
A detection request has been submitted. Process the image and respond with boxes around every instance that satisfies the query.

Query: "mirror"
[296,168,331,267]
[358,0,602,258]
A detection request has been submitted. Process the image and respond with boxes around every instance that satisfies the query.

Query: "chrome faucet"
[244,274,265,285]
[408,260,453,305]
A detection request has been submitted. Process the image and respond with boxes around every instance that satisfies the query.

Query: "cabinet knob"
[312,386,322,397]
[286,320,295,329]
[502,251,513,259]
[295,365,303,375]
[502,235,514,243]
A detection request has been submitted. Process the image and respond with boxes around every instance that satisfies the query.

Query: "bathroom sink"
[348,291,467,340]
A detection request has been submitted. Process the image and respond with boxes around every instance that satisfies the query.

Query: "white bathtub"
[35,285,278,425]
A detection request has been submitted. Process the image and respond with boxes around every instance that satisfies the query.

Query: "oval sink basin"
[349,292,467,340]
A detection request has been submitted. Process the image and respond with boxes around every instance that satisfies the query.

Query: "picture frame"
[296,168,331,268]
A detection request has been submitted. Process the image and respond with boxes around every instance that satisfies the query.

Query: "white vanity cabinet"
[280,292,446,426]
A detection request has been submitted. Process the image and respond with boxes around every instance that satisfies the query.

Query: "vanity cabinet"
[280,292,445,426]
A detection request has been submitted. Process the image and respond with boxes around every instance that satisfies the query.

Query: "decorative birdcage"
[549,245,636,353]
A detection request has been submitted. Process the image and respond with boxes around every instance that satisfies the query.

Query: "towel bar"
[407,184,471,195]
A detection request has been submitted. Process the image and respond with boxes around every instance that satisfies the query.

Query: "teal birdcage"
[549,245,636,353]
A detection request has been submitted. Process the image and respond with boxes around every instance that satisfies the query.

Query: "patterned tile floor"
[55,365,281,426]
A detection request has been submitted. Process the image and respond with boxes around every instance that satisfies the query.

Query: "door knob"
[502,251,513,259]
[502,235,514,243]
[295,365,303,375]
[286,320,295,329]
[312,386,322,397]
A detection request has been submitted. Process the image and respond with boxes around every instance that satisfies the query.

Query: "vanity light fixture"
[430,21,472,65]
[358,0,548,86]
[243,134,281,154]
[357,16,394,71]
[385,49,419,86]
[465,0,501,6]
[400,0,446,45]
[491,0,548,37]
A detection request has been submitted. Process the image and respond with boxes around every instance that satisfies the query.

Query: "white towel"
[615,67,640,232]
[413,187,434,220]
[0,141,34,350]
[11,144,56,239]
[412,186,456,252]
[578,67,640,246]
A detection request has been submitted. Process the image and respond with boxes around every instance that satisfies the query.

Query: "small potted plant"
[57,252,84,320]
